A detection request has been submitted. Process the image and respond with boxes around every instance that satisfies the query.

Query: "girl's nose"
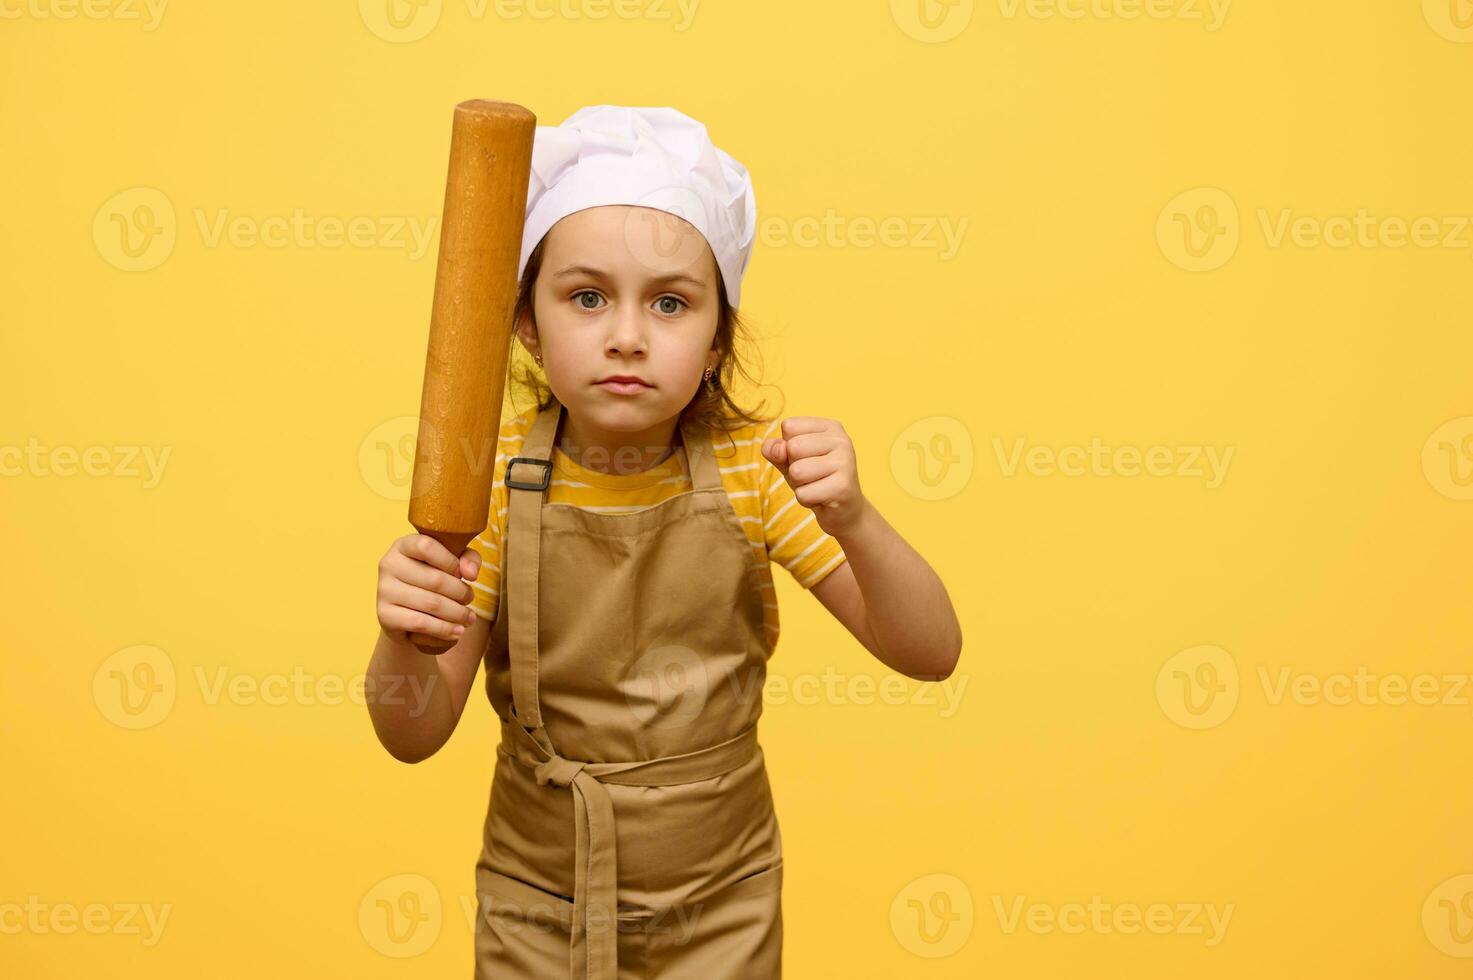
[605,309,649,356]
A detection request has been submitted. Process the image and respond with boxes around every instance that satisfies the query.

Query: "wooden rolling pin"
[407,99,536,654]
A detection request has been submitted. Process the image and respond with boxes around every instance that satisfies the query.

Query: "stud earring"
[703,365,716,392]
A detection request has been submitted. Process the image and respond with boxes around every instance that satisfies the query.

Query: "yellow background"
[4,0,1472,976]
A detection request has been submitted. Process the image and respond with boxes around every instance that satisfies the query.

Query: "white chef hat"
[518,105,758,309]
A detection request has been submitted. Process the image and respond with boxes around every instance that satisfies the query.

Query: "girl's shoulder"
[707,415,782,457]
[491,406,541,464]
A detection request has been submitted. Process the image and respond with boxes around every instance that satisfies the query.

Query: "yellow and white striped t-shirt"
[465,407,848,653]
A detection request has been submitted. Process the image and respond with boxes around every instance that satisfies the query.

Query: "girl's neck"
[556,410,682,477]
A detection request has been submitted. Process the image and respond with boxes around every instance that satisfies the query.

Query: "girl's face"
[517,205,721,442]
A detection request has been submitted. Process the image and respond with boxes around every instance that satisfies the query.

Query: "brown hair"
[504,233,780,447]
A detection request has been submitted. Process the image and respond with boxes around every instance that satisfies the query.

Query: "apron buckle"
[505,456,553,491]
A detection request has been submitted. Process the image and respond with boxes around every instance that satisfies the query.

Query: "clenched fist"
[761,416,866,537]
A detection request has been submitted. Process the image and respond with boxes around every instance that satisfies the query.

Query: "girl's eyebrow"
[550,264,707,290]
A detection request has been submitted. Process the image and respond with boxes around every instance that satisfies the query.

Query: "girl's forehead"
[543,205,718,284]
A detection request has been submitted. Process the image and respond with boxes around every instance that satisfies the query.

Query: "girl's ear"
[514,310,538,358]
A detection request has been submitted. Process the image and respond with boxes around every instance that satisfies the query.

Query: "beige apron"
[473,395,784,979]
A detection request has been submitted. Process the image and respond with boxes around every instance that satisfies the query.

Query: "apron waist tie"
[499,719,761,980]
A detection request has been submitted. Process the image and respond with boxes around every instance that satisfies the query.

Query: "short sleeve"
[465,489,504,622]
[464,413,529,621]
[758,419,848,589]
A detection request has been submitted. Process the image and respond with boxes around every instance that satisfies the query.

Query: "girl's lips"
[597,380,650,395]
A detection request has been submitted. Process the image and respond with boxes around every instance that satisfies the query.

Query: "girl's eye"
[571,290,687,316]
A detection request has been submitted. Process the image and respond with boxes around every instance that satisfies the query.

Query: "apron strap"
[680,412,722,492]
[505,396,562,731]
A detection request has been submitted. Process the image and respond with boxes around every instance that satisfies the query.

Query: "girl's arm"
[367,536,488,762]
[763,419,963,681]
[810,501,962,680]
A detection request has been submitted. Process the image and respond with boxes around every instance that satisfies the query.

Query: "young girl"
[366,105,962,979]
